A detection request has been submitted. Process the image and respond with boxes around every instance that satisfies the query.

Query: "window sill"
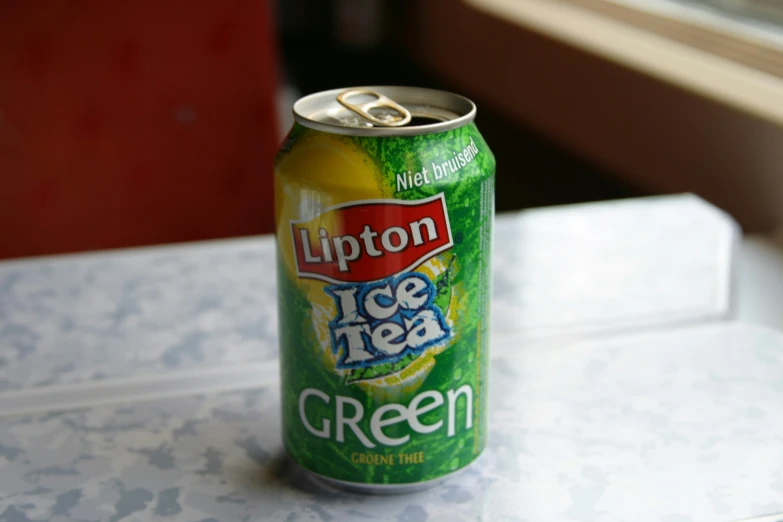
[465,0,783,126]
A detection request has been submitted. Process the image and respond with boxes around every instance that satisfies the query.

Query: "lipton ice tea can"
[275,87,495,493]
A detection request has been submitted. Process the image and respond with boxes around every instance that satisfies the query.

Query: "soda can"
[274,86,495,493]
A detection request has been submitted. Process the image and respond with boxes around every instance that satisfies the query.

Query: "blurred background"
[2,0,783,259]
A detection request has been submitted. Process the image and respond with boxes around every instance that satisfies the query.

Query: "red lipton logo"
[290,193,453,284]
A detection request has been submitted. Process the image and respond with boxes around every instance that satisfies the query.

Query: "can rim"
[292,86,477,137]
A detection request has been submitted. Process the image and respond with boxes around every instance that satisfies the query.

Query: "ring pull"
[336,89,412,127]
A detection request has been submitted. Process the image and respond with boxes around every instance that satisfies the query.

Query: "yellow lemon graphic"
[275,130,388,280]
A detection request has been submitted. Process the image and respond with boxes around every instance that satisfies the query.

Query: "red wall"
[0,0,278,259]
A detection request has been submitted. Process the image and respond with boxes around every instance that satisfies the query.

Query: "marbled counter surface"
[3,195,775,522]
[0,195,736,391]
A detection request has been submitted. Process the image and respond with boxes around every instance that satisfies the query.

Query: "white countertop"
[3,194,777,522]
[0,194,737,394]
[736,231,783,333]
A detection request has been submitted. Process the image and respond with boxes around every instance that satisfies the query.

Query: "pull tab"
[337,89,412,127]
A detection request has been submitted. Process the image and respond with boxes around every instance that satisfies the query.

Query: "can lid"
[293,86,476,136]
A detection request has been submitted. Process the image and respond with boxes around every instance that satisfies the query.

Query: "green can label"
[275,121,495,485]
